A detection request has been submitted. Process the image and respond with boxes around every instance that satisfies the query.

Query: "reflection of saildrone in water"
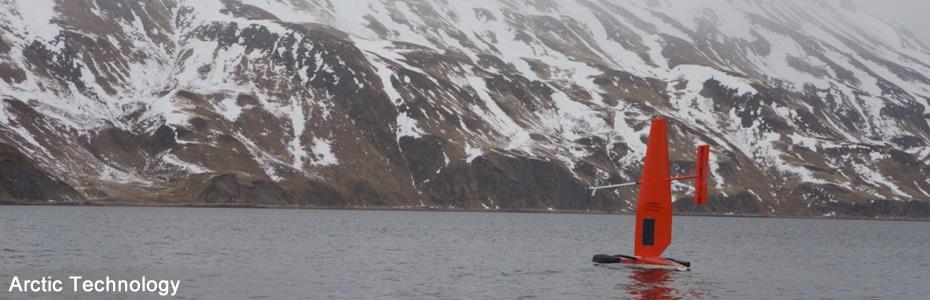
[625,269,678,300]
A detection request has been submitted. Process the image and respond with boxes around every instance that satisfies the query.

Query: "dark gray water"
[1,206,929,299]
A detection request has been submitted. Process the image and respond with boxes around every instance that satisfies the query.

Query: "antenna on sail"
[588,120,710,205]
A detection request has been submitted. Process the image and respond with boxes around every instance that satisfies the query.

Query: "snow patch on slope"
[217,97,243,121]
[310,137,338,166]
[161,153,210,174]
[14,0,59,41]
[288,98,307,169]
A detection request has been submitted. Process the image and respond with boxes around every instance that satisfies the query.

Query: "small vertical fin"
[694,145,710,205]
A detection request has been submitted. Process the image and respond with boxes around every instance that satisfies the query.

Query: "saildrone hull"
[592,254,690,271]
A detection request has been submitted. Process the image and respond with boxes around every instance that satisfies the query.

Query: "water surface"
[1,206,928,299]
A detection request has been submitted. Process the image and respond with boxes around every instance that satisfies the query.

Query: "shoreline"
[2,200,929,222]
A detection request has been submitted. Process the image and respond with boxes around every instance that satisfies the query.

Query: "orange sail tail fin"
[694,145,710,205]
[634,118,673,258]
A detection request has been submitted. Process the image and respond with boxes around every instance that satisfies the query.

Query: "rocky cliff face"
[1,0,929,217]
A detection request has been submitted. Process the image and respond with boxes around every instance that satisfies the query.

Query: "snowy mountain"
[1,0,929,217]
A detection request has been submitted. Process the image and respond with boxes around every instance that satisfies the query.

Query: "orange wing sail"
[633,118,673,258]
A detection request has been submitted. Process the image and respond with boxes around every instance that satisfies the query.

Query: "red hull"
[593,254,690,271]
[617,256,689,271]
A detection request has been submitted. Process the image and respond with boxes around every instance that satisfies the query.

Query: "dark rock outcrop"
[424,153,613,210]
[0,143,83,202]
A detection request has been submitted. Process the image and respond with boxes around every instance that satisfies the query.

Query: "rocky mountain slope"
[1,0,929,217]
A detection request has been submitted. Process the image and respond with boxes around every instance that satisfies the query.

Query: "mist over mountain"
[1,0,929,217]
[851,0,930,50]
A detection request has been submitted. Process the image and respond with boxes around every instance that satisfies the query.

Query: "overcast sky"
[852,0,930,48]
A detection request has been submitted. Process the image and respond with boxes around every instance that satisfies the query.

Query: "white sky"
[852,0,930,48]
